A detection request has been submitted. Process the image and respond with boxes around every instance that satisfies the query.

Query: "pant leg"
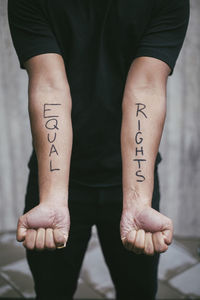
[24,168,97,300]
[96,167,161,300]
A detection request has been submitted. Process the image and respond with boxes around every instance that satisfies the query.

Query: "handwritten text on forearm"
[133,103,147,182]
[43,103,61,172]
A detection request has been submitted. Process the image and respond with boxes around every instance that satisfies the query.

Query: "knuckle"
[55,234,63,244]
[156,245,167,253]
[161,248,168,254]
[145,247,154,256]
[35,242,44,250]
[46,242,56,250]
[167,238,172,245]
[161,245,168,253]
[156,246,162,253]
[26,243,34,250]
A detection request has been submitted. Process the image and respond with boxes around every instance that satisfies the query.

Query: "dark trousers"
[24,166,160,300]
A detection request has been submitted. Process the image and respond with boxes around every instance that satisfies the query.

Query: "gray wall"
[0,0,199,237]
[0,0,31,232]
[159,0,200,237]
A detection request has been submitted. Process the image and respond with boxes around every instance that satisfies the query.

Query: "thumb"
[16,216,27,242]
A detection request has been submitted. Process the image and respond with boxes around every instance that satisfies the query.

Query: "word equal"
[43,103,61,172]
[133,103,147,182]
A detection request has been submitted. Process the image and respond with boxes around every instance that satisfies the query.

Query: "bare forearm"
[28,85,72,205]
[119,58,173,256]
[121,67,166,208]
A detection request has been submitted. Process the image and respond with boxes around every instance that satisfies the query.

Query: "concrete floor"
[0,228,200,299]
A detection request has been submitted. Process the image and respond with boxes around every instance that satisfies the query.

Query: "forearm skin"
[28,85,73,205]
[121,70,167,209]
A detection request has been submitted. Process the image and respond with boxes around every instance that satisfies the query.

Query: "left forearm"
[121,78,166,208]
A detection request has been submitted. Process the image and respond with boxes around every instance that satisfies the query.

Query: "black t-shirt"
[8,0,189,187]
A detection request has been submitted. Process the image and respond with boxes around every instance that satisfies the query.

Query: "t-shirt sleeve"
[135,0,190,75]
[7,0,62,70]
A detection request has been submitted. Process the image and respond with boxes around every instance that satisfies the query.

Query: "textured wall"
[0,0,199,237]
[0,0,32,232]
[159,0,200,237]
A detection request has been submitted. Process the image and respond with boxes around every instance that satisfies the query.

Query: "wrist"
[122,186,152,210]
[39,188,68,206]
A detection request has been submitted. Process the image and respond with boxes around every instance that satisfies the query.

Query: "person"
[7,0,189,299]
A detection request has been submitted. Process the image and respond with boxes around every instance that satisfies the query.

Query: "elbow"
[122,84,167,111]
[28,76,70,97]
[122,56,169,111]
[27,77,72,113]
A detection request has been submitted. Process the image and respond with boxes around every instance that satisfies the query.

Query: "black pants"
[24,166,160,300]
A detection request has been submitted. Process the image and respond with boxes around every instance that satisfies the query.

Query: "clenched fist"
[120,203,173,255]
[17,203,70,251]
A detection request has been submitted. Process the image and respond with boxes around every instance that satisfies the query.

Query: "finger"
[123,230,136,251]
[152,232,168,253]
[35,228,45,251]
[144,232,154,256]
[162,223,173,245]
[17,217,27,242]
[53,229,68,248]
[133,229,145,254]
[45,228,56,250]
[23,229,37,250]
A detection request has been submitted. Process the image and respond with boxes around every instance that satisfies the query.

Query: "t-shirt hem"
[19,49,62,69]
[134,48,175,76]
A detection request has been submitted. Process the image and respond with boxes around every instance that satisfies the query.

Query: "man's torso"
[29,0,163,186]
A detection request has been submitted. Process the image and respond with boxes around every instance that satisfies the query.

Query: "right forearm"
[28,85,72,205]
